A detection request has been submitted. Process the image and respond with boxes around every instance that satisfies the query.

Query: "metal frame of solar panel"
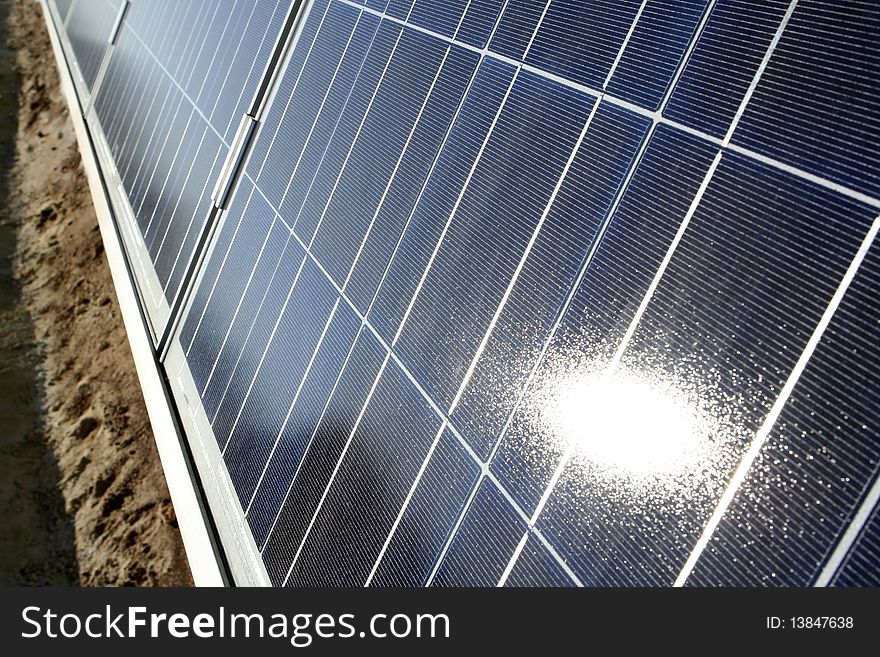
[43,0,880,587]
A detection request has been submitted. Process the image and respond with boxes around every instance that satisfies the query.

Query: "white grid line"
[675,216,880,586]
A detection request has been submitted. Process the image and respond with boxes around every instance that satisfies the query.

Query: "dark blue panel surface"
[394,71,594,411]
[224,260,341,507]
[536,153,878,587]
[408,0,469,38]
[309,28,448,286]
[370,429,480,586]
[491,126,718,516]
[504,535,573,587]
[455,0,505,48]
[247,302,362,548]
[732,0,880,199]
[452,103,651,460]
[688,242,880,586]
[432,479,525,586]
[260,329,387,585]
[278,13,385,234]
[286,360,443,586]
[835,499,880,587]
[525,0,642,90]
[665,0,790,138]
[489,0,547,60]
[344,46,479,313]
[606,0,708,109]
[368,57,516,342]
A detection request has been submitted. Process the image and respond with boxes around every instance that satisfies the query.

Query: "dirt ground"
[5,0,191,586]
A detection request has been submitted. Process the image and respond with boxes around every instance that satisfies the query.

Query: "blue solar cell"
[504,535,574,587]
[370,428,480,586]
[368,57,516,342]
[394,71,595,412]
[192,212,294,422]
[208,238,309,449]
[261,329,387,585]
[286,359,444,586]
[455,0,505,49]
[687,242,880,586]
[224,259,341,506]
[489,0,548,60]
[309,28,449,286]
[452,102,652,460]
[525,0,643,90]
[247,0,331,185]
[432,479,526,586]
[835,499,880,587]
[408,0,470,38]
[385,0,415,21]
[278,13,384,232]
[247,302,362,548]
[491,125,718,516]
[344,46,480,313]
[732,0,880,199]
[664,0,790,138]
[606,0,708,110]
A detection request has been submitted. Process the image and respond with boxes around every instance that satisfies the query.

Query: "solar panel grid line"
[446,97,603,416]
[275,7,383,220]
[524,0,553,62]
[280,353,393,585]
[363,421,448,585]
[815,429,880,585]
[676,216,880,586]
[337,46,454,289]
[496,530,530,586]
[391,65,521,345]
[205,24,417,442]
[250,0,334,182]
[602,0,648,89]
[723,0,798,146]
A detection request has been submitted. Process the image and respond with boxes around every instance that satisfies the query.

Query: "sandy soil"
[6,0,191,586]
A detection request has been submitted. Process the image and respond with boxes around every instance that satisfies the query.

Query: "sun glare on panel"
[552,373,705,478]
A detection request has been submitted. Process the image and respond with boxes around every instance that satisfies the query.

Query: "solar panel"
[47,0,880,586]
